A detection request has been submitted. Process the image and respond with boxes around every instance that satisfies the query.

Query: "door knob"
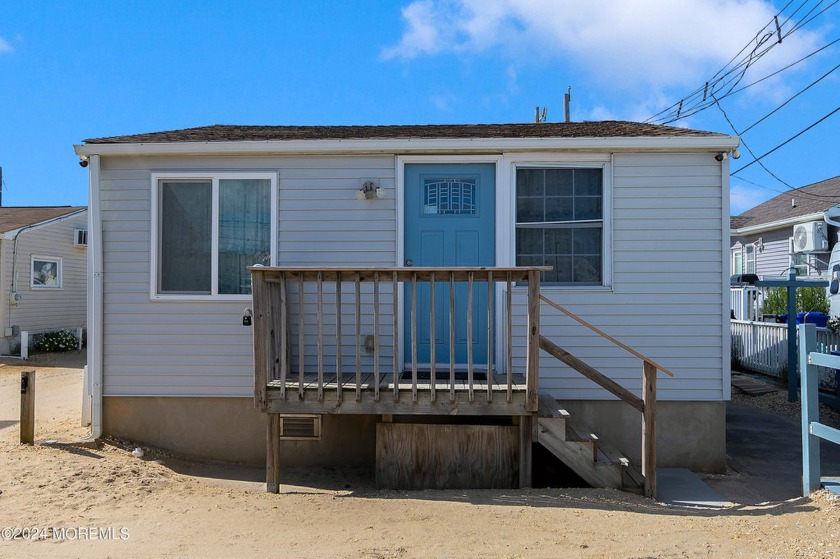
[405,259,413,267]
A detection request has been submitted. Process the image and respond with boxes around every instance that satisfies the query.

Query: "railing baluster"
[411,272,418,402]
[298,274,305,399]
[336,271,343,403]
[374,271,380,402]
[449,271,456,402]
[317,271,324,401]
[279,273,288,400]
[355,272,362,402]
[486,270,494,402]
[393,271,399,401]
[467,271,474,403]
[429,271,436,403]
[506,271,513,403]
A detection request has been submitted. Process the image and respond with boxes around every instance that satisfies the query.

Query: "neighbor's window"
[515,167,603,285]
[155,174,274,297]
[744,244,755,274]
[789,238,809,276]
[31,256,62,289]
[731,247,743,275]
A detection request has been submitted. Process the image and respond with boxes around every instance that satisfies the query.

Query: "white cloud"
[730,182,778,215]
[382,0,826,93]
[0,36,13,54]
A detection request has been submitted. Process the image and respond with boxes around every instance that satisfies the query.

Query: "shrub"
[761,286,829,315]
[34,330,79,353]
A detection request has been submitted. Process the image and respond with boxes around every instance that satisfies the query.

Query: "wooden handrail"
[539,293,667,499]
[539,336,643,413]
[539,295,675,377]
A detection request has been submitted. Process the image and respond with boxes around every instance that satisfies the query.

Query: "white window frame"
[731,245,743,275]
[507,155,612,290]
[150,172,278,301]
[789,237,809,276]
[744,243,755,274]
[31,255,63,289]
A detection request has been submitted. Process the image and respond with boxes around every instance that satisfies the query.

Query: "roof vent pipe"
[564,87,571,123]
[791,198,796,208]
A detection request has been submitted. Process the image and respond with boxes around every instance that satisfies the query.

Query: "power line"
[647,0,838,125]
[731,104,840,175]
[740,60,840,135]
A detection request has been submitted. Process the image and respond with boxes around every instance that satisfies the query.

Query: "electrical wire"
[647,0,837,125]
[740,61,840,135]
[731,104,840,175]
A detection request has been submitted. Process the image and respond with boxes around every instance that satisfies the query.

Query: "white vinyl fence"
[730,286,763,321]
[731,320,840,393]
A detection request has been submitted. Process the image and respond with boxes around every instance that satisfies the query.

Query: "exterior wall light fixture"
[355,180,384,200]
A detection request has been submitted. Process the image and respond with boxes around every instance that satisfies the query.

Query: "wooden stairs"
[536,393,644,493]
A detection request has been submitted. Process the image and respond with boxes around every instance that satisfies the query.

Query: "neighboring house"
[730,176,840,280]
[74,122,738,481]
[0,206,88,355]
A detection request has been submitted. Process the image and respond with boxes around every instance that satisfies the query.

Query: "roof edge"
[731,212,825,235]
[74,135,740,157]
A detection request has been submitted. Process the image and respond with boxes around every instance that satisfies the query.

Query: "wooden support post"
[20,371,35,444]
[266,413,281,493]
[519,415,533,488]
[642,361,657,499]
[525,270,540,412]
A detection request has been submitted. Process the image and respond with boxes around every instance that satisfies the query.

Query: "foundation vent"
[279,414,321,440]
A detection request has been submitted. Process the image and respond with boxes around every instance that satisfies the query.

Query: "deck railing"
[538,295,675,499]
[250,266,547,415]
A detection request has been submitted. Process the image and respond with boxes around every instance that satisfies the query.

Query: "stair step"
[535,395,645,492]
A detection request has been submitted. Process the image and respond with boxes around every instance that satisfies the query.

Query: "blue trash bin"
[797,312,829,328]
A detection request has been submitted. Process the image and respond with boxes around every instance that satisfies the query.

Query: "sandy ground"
[0,351,838,559]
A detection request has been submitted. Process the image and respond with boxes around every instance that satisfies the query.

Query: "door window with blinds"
[152,173,276,299]
[515,167,604,285]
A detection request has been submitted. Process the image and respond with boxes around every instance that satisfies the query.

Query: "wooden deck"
[265,372,529,414]
[251,266,546,417]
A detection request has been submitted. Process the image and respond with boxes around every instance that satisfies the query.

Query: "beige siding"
[98,155,396,397]
[512,153,726,401]
[3,214,88,336]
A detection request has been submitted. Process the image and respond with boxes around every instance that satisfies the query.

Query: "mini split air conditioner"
[793,221,828,253]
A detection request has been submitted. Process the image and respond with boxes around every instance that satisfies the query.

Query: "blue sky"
[1,0,838,215]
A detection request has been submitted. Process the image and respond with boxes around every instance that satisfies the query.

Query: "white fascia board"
[2,209,88,239]
[73,135,740,157]
[730,212,825,236]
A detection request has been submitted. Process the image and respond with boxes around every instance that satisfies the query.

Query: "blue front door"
[404,163,495,367]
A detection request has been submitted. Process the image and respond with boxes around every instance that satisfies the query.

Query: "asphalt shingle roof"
[730,176,840,230]
[0,206,87,234]
[84,121,726,144]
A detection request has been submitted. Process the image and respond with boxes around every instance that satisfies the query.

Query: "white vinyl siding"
[98,155,395,397]
[512,154,726,401]
[1,214,88,333]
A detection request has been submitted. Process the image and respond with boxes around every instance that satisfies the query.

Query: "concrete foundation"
[103,397,377,467]
[102,397,725,472]
[560,400,726,472]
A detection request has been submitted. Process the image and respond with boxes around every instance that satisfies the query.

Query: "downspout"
[83,154,103,440]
